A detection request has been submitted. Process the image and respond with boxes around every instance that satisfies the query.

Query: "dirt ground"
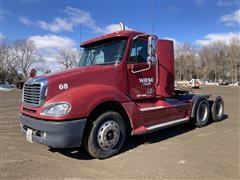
[0,85,239,179]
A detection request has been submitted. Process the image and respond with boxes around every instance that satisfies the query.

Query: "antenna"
[79,24,82,44]
[151,1,155,35]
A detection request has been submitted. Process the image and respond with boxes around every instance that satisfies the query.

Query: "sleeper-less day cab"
[20,25,224,159]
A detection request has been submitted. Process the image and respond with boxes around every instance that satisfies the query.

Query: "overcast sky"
[0,0,239,70]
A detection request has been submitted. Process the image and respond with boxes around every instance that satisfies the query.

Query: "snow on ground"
[205,82,219,85]
[0,84,17,91]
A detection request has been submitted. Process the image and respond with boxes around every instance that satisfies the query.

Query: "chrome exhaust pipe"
[119,22,125,31]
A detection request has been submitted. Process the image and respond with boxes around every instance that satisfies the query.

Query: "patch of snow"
[205,82,219,85]
[0,84,17,91]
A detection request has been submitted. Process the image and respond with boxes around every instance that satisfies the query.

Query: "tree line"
[0,39,80,85]
[175,37,240,84]
[0,37,239,86]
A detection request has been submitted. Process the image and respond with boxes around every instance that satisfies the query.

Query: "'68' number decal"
[59,83,68,90]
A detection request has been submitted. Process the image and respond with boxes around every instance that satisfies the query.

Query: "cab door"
[127,38,156,100]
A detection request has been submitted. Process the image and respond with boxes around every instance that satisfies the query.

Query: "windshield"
[79,38,127,66]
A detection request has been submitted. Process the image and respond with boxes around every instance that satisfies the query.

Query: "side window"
[129,39,148,64]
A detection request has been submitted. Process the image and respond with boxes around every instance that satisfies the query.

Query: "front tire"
[194,99,210,127]
[84,111,126,159]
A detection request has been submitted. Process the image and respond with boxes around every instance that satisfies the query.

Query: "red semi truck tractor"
[20,28,224,159]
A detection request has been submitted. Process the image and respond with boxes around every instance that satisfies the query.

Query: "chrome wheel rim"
[97,120,120,150]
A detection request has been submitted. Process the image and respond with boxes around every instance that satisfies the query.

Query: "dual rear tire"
[194,96,224,128]
[211,96,224,122]
[194,99,210,127]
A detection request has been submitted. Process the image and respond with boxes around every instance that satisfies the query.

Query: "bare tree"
[32,54,48,74]
[0,40,19,82]
[57,48,81,70]
[199,41,228,82]
[227,37,240,83]
[175,43,199,81]
[0,40,10,70]
[0,40,8,83]
[12,39,42,78]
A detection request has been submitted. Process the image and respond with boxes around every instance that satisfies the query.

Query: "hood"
[44,65,117,100]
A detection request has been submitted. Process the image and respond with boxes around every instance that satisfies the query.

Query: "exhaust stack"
[119,22,125,31]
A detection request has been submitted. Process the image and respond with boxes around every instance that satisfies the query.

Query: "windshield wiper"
[97,62,115,65]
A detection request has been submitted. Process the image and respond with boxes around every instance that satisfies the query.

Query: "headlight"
[42,103,71,116]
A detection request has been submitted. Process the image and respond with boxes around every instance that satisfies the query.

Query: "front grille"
[22,77,48,107]
[23,84,41,105]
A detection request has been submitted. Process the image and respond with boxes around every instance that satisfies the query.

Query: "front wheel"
[83,111,126,159]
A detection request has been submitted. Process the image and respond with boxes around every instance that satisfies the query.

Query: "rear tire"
[83,111,126,159]
[194,99,210,127]
[211,96,224,121]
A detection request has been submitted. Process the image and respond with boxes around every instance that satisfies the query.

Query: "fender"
[43,84,131,120]
[191,94,211,118]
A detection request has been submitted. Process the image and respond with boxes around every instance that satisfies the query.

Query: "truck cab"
[20,29,224,159]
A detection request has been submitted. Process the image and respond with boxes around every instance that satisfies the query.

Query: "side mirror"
[147,35,158,63]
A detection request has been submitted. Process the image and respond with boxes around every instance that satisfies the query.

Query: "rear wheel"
[194,99,210,127]
[212,96,224,121]
[83,111,126,159]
